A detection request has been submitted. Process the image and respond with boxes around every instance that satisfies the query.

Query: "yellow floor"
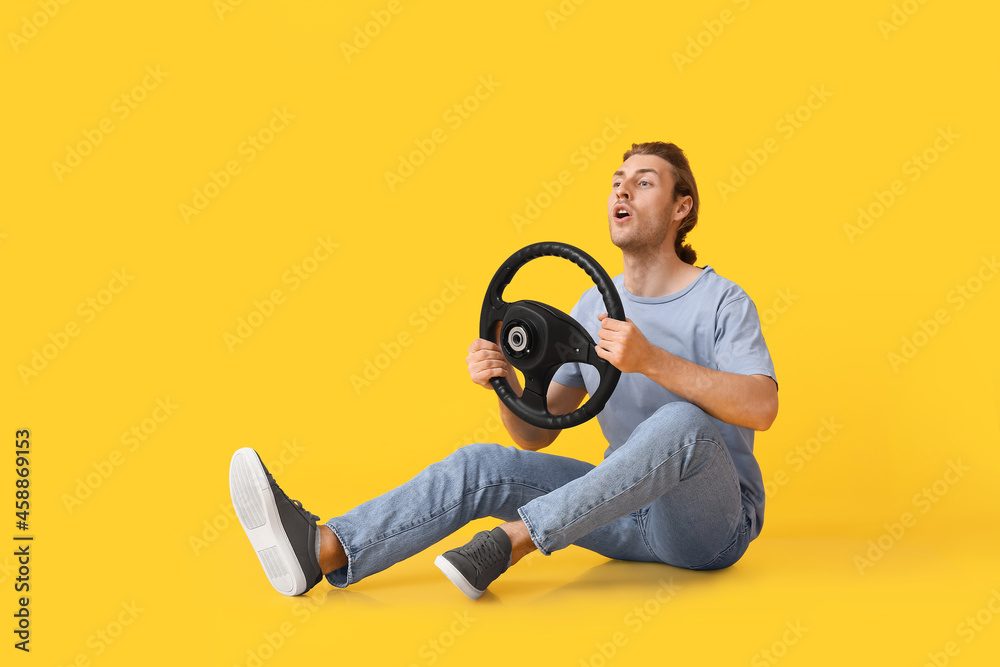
[190,524,1000,666]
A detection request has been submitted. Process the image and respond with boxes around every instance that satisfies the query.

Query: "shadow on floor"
[533,557,731,603]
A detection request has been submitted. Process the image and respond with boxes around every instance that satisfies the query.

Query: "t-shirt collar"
[620,265,715,304]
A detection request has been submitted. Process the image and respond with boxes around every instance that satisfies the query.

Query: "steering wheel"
[479,241,625,430]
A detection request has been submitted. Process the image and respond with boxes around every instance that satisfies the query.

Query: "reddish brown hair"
[622,142,700,264]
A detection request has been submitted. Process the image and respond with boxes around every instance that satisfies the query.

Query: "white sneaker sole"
[434,555,485,600]
[229,447,309,596]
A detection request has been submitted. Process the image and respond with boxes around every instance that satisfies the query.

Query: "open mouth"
[614,206,631,221]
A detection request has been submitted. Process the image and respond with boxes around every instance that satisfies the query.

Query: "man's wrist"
[641,345,670,385]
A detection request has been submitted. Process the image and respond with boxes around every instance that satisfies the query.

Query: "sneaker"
[434,527,512,599]
[229,447,324,596]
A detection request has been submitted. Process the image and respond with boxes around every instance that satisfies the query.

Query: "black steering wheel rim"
[479,241,624,429]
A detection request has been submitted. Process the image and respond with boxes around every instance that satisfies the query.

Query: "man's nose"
[615,187,629,200]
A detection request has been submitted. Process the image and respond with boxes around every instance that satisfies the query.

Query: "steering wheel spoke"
[518,387,548,414]
[585,342,606,367]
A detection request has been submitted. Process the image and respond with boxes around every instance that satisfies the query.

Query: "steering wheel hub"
[503,319,532,355]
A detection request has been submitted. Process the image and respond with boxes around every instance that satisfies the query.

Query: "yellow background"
[3,0,999,665]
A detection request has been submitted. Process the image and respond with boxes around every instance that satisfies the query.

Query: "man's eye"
[640,181,650,186]
[612,182,620,187]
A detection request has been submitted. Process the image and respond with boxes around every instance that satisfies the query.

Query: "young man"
[229,141,778,600]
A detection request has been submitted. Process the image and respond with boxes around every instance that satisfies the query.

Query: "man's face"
[607,154,688,254]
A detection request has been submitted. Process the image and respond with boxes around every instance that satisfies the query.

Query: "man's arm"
[595,314,778,431]
[467,337,587,450]
[497,375,587,451]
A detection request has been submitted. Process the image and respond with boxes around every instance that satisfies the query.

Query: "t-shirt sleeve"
[550,294,588,389]
[715,294,778,388]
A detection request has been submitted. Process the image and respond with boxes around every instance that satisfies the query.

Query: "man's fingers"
[597,326,621,342]
[468,338,502,353]
[468,335,514,389]
[469,351,509,378]
[466,350,507,365]
[599,317,623,331]
[598,314,632,330]
[472,364,507,388]
[473,358,509,371]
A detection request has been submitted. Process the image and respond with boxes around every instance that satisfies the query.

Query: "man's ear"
[673,195,693,222]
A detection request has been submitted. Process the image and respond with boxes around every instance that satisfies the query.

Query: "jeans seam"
[517,507,548,555]
[645,439,745,568]
[688,509,749,570]
[352,478,553,553]
[685,440,747,570]
[556,438,721,539]
[634,508,659,561]
[322,519,353,588]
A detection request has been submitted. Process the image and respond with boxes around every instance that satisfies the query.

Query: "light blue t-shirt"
[551,266,776,539]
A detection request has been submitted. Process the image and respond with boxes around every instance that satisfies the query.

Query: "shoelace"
[464,532,506,574]
[289,497,320,522]
[265,468,320,522]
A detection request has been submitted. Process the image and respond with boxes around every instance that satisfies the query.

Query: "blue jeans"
[324,402,754,588]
